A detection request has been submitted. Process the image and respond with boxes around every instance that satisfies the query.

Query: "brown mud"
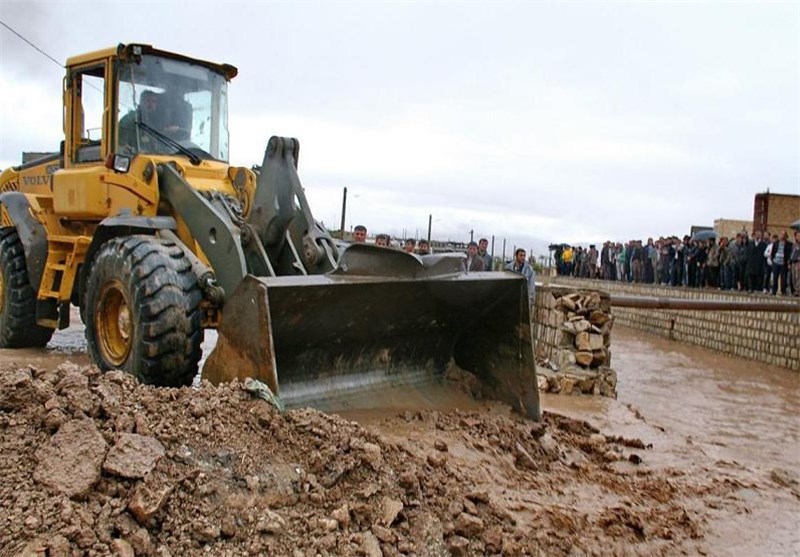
[0,319,797,556]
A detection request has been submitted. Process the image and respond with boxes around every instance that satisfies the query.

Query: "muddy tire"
[0,227,55,348]
[84,236,203,387]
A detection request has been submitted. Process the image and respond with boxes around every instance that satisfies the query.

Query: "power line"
[0,19,63,68]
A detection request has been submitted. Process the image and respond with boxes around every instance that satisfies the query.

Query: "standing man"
[477,238,492,271]
[588,245,598,279]
[746,231,767,293]
[790,230,800,296]
[506,248,536,302]
[563,245,574,276]
[353,225,367,243]
[403,238,416,254]
[769,232,792,296]
[462,241,485,272]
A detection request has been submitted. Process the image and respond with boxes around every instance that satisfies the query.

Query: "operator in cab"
[118,89,191,152]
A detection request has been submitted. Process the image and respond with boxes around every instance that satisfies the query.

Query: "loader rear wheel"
[84,236,203,387]
[0,227,54,348]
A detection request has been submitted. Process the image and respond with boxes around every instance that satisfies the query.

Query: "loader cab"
[116,49,232,162]
[62,44,236,168]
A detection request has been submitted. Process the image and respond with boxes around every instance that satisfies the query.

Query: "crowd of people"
[553,229,800,297]
[351,225,536,298]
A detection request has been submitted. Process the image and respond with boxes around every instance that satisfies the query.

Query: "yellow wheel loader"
[0,44,540,419]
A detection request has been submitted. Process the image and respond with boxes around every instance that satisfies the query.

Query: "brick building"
[713,218,752,239]
[752,192,800,236]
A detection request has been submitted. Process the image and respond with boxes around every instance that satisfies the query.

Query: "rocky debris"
[103,433,165,479]
[0,362,728,556]
[33,418,108,498]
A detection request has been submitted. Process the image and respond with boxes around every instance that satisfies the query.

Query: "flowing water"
[544,326,800,556]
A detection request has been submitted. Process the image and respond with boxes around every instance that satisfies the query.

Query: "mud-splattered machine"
[0,44,539,419]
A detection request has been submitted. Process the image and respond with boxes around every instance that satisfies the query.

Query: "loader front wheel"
[0,228,55,348]
[85,236,203,387]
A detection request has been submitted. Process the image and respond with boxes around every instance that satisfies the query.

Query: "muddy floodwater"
[545,327,800,557]
[1,314,798,556]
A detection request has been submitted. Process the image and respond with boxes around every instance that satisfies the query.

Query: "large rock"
[575,332,591,351]
[575,351,593,367]
[0,369,39,411]
[589,310,610,327]
[103,434,165,479]
[55,372,94,414]
[454,512,484,537]
[34,419,108,498]
[589,334,605,351]
[381,496,404,527]
[128,483,173,525]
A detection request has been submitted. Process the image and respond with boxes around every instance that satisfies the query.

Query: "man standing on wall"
[790,230,800,297]
[506,248,536,302]
[746,231,767,293]
[462,241,485,273]
[769,232,792,296]
[477,238,492,271]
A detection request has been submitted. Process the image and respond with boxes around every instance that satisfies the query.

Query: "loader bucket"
[203,247,540,420]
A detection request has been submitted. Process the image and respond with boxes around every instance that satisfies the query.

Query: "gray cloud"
[1,1,797,253]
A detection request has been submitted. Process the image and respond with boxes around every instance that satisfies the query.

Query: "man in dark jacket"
[769,232,793,295]
[462,241,485,273]
[735,233,749,290]
[746,230,768,293]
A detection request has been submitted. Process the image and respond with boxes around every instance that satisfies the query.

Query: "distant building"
[690,225,713,237]
[753,192,800,236]
[714,218,752,239]
[22,152,59,165]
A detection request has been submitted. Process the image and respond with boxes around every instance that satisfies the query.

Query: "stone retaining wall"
[541,277,800,372]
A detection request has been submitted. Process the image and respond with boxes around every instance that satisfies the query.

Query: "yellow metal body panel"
[65,47,118,68]
[52,167,109,218]
[66,44,237,80]
[2,162,60,196]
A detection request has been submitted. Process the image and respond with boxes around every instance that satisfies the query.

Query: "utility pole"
[490,235,495,260]
[502,238,506,262]
[427,214,432,243]
[339,187,347,240]
[470,229,474,243]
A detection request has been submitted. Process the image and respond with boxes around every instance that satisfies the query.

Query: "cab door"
[53,60,113,218]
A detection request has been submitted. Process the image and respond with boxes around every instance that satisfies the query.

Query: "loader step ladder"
[37,235,91,328]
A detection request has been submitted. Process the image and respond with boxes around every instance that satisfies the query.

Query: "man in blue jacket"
[506,248,536,302]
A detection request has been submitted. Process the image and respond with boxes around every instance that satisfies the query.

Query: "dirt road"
[0,314,797,556]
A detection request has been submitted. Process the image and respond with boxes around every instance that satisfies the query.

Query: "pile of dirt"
[0,362,732,556]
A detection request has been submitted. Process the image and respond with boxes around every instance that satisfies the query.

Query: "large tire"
[84,236,203,387]
[0,227,55,348]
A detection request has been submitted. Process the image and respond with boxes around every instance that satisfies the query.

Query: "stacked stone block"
[533,284,617,397]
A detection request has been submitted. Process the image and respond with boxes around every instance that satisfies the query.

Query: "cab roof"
[66,43,238,80]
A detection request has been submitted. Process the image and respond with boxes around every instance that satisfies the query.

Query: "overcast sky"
[1,1,798,257]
